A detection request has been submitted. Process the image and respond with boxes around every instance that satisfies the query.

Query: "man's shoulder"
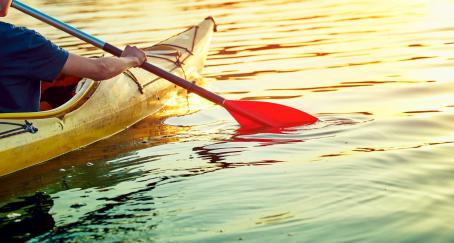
[0,21,23,32]
[0,22,52,56]
[0,22,41,40]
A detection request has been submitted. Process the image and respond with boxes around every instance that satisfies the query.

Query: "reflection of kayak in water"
[0,192,55,241]
[0,17,216,177]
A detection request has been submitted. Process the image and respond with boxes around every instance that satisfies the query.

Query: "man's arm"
[0,0,12,17]
[61,45,147,81]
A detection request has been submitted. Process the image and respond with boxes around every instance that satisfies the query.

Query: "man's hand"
[121,45,147,67]
[0,0,12,17]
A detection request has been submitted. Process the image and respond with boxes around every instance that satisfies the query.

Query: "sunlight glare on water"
[1,0,454,242]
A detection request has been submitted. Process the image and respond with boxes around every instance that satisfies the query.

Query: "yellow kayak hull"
[0,17,216,177]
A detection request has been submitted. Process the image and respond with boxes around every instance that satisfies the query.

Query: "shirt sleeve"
[26,30,69,82]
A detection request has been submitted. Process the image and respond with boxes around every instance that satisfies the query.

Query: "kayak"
[0,17,216,177]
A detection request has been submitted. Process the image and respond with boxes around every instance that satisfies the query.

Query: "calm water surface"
[1,0,454,242]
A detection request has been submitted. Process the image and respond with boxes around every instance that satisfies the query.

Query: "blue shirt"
[0,21,69,113]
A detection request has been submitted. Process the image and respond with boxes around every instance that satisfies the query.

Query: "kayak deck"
[0,17,216,177]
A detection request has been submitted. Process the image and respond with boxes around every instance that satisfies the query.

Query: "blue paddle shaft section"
[11,0,106,49]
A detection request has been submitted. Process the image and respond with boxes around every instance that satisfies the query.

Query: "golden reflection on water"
[2,0,454,241]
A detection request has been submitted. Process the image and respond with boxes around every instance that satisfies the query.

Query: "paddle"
[11,0,318,129]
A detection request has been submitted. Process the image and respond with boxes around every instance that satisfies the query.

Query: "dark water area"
[1,0,454,242]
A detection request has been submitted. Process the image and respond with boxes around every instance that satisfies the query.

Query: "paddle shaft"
[11,0,225,105]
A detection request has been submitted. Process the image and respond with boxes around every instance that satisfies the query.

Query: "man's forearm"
[62,46,146,81]
[62,53,142,81]
[95,56,141,80]
[0,0,12,17]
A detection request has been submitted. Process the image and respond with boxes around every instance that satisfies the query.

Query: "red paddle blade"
[223,100,318,129]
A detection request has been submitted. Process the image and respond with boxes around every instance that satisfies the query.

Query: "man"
[0,0,147,112]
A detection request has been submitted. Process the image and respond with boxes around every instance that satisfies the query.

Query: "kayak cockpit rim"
[0,79,96,119]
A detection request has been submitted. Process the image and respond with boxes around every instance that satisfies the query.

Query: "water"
[1,0,454,241]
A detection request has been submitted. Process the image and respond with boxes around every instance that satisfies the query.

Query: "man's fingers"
[121,45,147,66]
